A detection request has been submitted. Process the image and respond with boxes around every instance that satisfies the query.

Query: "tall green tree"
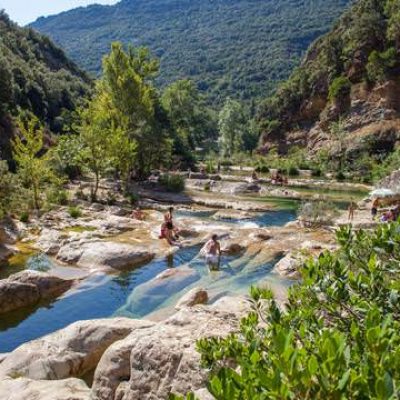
[102,43,167,178]
[218,98,246,157]
[0,161,17,218]
[162,79,206,149]
[13,115,58,210]
[78,89,114,201]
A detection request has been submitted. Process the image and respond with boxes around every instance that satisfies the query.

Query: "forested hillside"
[258,0,400,157]
[31,0,350,103]
[0,11,91,160]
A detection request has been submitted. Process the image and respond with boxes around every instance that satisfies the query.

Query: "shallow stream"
[0,209,295,352]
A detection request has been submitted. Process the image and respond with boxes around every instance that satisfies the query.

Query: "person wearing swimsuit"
[203,234,221,270]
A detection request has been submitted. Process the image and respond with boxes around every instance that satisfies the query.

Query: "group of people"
[158,207,222,269]
[371,198,400,222]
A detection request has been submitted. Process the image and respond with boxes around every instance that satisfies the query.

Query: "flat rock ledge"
[0,270,73,314]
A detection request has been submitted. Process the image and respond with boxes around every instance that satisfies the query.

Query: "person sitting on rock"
[160,221,177,245]
[201,234,221,270]
[159,207,179,245]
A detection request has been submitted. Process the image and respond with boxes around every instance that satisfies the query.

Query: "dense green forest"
[31,0,350,103]
[0,11,91,160]
[258,0,400,146]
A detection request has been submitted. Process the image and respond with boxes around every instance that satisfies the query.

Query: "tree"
[78,91,114,201]
[218,98,246,158]
[330,119,348,172]
[13,115,58,210]
[0,54,13,115]
[0,160,17,218]
[162,79,207,149]
[102,43,161,178]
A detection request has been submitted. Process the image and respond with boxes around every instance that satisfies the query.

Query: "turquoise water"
[0,210,295,352]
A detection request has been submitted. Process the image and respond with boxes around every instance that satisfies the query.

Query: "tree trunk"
[33,183,40,210]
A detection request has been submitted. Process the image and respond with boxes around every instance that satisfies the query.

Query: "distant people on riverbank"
[371,198,380,220]
[348,200,356,221]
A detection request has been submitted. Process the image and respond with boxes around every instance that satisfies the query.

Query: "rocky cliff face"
[258,0,400,157]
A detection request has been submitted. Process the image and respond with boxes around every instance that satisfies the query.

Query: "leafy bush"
[46,188,69,206]
[336,170,346,181]
[19,211,29,223]
[159,174,185,192]
[175,222,400,399]
[311,168,322,177]
[68,206,82,219]
[328,76,351,102]
[220,159,233,167]
[255,164,269,173]
[288,166,300,176]
[127,192,139,205]
[367,47,397,83]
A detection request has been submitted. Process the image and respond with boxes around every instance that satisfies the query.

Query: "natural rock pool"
[0,209,296,352]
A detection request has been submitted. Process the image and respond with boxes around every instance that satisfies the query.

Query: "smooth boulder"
[92,305,243,400]
[57,241,154,271]
[0,271,73,314]
[175,287,208,309]
[0,318,153,380]
[273,253,302,279]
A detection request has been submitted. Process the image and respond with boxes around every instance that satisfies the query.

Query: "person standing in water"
[203,234,221,270]
[348,199,356,221]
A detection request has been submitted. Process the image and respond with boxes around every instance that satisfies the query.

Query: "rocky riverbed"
[0,178,374,399]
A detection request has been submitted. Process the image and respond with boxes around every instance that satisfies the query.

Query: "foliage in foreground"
[174,222,400,399]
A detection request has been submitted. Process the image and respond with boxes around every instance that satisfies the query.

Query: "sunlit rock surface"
[0,270,73,314]
[0,318,152,380]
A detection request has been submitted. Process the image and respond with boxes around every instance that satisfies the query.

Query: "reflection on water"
[0,210,295,352]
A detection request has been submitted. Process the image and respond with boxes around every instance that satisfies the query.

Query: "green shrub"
[336,170,346,181]
[47,188,69,206]
[367,47,397,83]
[220,159,233,167]
[68,206,82,219]
[288,166,299,176]
[127,192,139,205]
[328,75,351,102]
[311,168,322,177]
[159,174,185,192]
[175,222,400,399]
[19,211,29,223]
[255,165,269,173]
